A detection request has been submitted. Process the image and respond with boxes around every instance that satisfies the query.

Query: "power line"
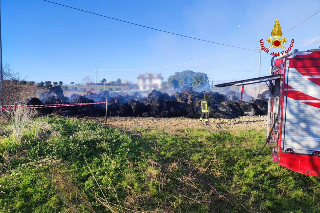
[95,51,246,71]
[205,51,256,71]
[43,0,257,51]
[284,10,320,34]
[74,50,246,81]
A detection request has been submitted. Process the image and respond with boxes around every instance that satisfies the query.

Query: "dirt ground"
[94,115,267,133]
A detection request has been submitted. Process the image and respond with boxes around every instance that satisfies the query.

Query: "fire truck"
[215,49,320,176]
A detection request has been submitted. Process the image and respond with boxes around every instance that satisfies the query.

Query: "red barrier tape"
[3,102,106,109]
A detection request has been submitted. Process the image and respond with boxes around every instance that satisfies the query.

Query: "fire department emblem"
[260,18,294,56]
[266,19,287,49]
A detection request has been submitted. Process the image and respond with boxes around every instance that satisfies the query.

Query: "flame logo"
[267,19,288,49]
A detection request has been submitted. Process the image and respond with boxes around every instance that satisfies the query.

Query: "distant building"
[137,73,163,91]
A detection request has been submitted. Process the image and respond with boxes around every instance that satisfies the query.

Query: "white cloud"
[300,37,320,47]
[238,24,241,28]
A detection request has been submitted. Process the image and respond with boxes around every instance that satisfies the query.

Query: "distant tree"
[28,81,35,86]
[116,78,121,84]
[171,79,179,89]
[100,78,107,84]
[19,80,27,85]
[37,81,44,87]
[44,81,52,88]
[59,81,63,86]
[168,70,209,90]
[11,79,19,85]
[71,82,74,85]
[83,76,92,86]
[53,82,58,86]
[192,73,209,89]
[3,63,18,81]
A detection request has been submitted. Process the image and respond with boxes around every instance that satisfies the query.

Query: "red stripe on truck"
[295,67,320,76]
[307,78,320,86]
[302,102,320,109]
[283,83,294,89]
[289,60,320,68]
[285,90,320,101]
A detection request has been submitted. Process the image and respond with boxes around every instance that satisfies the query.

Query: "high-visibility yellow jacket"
[201,101,209,113]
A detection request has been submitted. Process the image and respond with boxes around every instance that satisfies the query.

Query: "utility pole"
[0,0,3,107]
[258,47,261,96]
[95,67,97,93]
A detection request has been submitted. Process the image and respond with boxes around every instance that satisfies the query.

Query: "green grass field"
[0,116,319,212]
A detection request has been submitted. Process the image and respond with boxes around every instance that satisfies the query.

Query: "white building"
[137,73,163,91]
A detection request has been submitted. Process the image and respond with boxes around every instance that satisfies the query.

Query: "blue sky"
[2,0,320,85]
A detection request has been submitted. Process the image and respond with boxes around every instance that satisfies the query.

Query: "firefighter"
[200,94,210,125]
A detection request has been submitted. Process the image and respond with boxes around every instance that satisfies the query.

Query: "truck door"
[282,59,320,154]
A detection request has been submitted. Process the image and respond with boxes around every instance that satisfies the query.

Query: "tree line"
[37,81,63,88]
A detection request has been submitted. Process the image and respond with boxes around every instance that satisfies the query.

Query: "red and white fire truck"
[215,49,320,176]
